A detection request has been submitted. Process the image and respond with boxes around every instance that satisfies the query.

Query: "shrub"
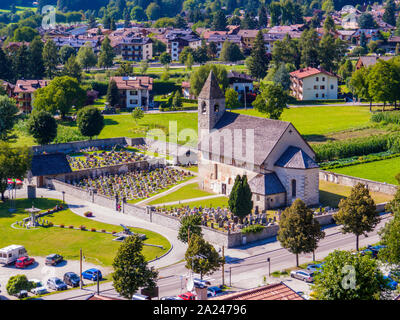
[152,80,181,95]
[371,111,400,125]
[241,224,265,234]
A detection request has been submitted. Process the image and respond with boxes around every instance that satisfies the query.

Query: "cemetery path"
[135,177,199,206]
[15,187,186,269]
[151,194,226,207]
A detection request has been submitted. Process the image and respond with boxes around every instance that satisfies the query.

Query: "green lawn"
[328,157,400,185]
[0,198,171,267]
[148,182,214,205]
[319,180,393,208]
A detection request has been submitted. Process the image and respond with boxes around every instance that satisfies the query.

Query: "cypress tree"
[107,79,120,107]
[246,30,270,79]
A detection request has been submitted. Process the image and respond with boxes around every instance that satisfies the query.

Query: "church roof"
[248,173,286,195]
[198,111,291,166]
[275,146,319,169]
[31,153,72,177]
[198,71,225,100]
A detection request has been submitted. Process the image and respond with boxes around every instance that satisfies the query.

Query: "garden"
[0,198,171,267]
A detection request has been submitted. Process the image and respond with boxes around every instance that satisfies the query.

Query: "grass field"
[0,198,171,266]
[319,180,393,207]
[148,182,213,205]
[329,157,400,185]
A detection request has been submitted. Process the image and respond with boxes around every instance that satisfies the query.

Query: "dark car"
[45,254,63,266]
[15,290,28,299]
[207,286,223,297]
[63,272,80,287]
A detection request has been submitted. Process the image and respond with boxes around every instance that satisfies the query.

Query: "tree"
[59,45,76,64]
[174,14,187,29]
[131,106,144,124]
[383,1,396,26]
[178,213,202,243]
[349,66,372,108]
[76,42,97,71]
[246,30,270,79]
[110,18,116,31]
[334,183,380,251]
[185,234,224,280]
[106,79,120,107]
[63,55,82,82]
[278,199,325,266]
[358,13,377,29]
[338,59,353,81]
[312,250,387,300]
[211,10,227,31]
[159,52,172,70]
[13,44,30,81]
[379,212,400,266]
[321,0,334,13]
[258,4,268,28]
[0,48,12,82]
[360,32,367,49]
[33,76,86,118]
[140,60,149,74]
[131,6,147,22]
[76,106,104,139]
[225,88,240,110]
[272,63,291,90]
[42,39,59,78]
[185,53,194,70]
[27,110,57,145]
[0,142,31,201]
[241,12,257,29]
[112,235,158,299]
[146,2,161,20]
[29,37,45,79]
[97,36,115,69]
[272,34,301,68]
[6,275,34,297]
[253,83,288,120]
[189,64,229,97]
[219,41,244,62]
[0,96,19,141]
[323,15,335,33]
[300,28,320,68]
[207,42,218,60]
[114,62,134,77]
[12,26,38,42]
[228,175,253,223]
[171,90,182,110]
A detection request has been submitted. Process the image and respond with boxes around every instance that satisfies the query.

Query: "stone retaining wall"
[319,171,398,195]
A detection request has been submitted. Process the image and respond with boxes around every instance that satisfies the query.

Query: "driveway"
[0,256,109,300]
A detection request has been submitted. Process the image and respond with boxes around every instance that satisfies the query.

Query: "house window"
[130,90,138,95]
[316,93,319,98]
[331,85,334,90]
[256,195,260,201]
[322,77,325,81]
[313,85,317,89]
[320,85,325,90]
[316,77,319,81]
[322,93,325,98]
[291,179,297,198]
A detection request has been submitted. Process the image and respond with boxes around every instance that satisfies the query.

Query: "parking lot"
[0,256,109,300]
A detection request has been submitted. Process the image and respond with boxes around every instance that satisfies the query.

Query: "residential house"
[207,34,243,58]
[227,71,255,103]
[163,29,201,61]
[1,80,15,98]
[355,55,393,70]
[13,80,50,113]
[237,29,259,49]
[110,36,153,61]
[109,76,153,110]
[290,67,338,101]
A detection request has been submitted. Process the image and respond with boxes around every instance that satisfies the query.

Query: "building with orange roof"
[210,282,304,300]
[290,67,338,101]
[109,76,153,110]
[14,80,50,113]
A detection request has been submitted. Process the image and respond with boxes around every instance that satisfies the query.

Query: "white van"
[0,245,28,265]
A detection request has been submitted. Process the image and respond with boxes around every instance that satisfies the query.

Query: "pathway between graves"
[15,187,187,270]
[135,177,199,206]
[151,194,226,207]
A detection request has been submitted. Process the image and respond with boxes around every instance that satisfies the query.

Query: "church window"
[291,179,297,198]
[214,164,218,179]
[214,104,219,113]
[201,102,206,114]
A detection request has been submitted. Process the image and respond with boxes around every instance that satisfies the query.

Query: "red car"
[15,257,35,268]
[178,292,196,300]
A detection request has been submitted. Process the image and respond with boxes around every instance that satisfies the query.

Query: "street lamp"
[267,257,271,277]
[62,191,65,204]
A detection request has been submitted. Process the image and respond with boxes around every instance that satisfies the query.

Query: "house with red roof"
[290,67,338,101]
[14,80,50,113]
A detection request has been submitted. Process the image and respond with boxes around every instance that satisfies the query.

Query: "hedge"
[152,80,181,95]
[241,224,265,234]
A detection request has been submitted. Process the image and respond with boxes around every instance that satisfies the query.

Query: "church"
[197,71,320,212]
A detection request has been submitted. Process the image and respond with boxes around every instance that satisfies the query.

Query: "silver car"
[290,270,315,283]
[47,277,67,291]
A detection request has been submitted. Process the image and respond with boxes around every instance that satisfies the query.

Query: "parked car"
[306,263,325,273]
[15,290,28,299]
[383,276,398,290]
[82,268,102,281]
[178,292,196,300]
[47,277,67,291]
[15,256,35,268]
[63,272,80,287]
[160,296,184,300]
[207,286,223,297]
[193,278,211,288]
[290,270,315,283]
[31,286,48,295]
[131,293,150,300]
[369,245,387,258]
[45,254,63,266]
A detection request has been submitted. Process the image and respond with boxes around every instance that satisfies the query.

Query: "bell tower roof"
[198,70,225,100]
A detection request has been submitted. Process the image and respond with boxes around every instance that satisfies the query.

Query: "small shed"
[29,153,72,187]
